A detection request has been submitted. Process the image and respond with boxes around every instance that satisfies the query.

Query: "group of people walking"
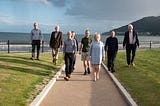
[30,22,139,81]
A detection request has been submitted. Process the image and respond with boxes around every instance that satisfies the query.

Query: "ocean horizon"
[0,32,160,53]
[0,32,160,43]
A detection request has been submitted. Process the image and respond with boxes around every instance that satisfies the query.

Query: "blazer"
[50,31,63,48]
[123,30,139,47]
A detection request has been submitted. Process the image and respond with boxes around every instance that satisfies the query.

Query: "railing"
[0,40,160,53]
[0,40,50,53]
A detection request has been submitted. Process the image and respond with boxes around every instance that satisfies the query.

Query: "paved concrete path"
[40,55,128,106]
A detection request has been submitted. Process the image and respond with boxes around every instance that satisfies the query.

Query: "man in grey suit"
[50,25,63,65]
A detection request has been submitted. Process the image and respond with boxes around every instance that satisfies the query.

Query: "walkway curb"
[30,64,65,106]
[102,63,138,106]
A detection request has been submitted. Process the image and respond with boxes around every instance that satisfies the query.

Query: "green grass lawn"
[0,53,63,106]
[112,49,160,106]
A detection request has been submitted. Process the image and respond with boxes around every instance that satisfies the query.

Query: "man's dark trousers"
[65,53,74,77]
[32,40,41,59]
[126,44,136,65]
[107,51,116,70]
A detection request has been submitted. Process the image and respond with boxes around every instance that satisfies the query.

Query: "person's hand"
[102,57,105,62]
[61,45,63,48]
[105,51,107,56]
[87,56,91,61]
[63,54,65,60]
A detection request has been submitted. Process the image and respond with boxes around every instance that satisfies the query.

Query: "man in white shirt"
[123,24,139,67]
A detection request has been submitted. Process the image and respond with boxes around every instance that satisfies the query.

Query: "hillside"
[102,16,160,36]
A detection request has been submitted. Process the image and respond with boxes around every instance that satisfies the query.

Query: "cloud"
[20,0,67,7]
[65,0,160,21]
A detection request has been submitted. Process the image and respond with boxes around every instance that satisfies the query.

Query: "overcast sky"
[0,0,160,34]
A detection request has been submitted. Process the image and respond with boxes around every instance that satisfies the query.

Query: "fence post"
[149,41,152,50]
[8,40,10,53]
[42,40,44,53]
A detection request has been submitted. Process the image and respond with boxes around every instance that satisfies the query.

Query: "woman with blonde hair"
[89,32,105,81]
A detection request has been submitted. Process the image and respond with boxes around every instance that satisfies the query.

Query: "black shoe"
[36,58,39,60]
[30,57,35,60]
[52,59,55,63]
[87,68,90,74]
[84,70,87,75]
[111,68,115,73]
[108,67,111,71]
[64,76,69,81]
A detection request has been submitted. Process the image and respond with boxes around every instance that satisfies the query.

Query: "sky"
[0,0,160,34]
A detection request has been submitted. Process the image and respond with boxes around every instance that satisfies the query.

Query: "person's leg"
[126,45,131,66]
[111,53,116,72]
[36,40,40,59]
[87,60,90,74]
[131,45,137,65]
[96,65,100,79]
[92,65,97,81]
[83,61,87,75]
[86,52,90,74]
[82,52,88,75]
[31,41,35,60]
[54,48,59,64]
[72,54,76,72]
[68,53,74,77]
[64,54,69,80]
[52,48,56,63]
[107,53,111,71]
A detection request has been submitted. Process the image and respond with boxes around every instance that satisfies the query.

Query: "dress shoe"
[84,70,87,75]
[131,63,135,66]
[87,67,90,74]
[64,76,69,81]
[108,67,111,71]
[68,74,71,78]
[30,57,35,60]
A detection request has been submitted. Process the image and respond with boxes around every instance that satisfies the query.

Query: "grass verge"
[109,49,160,106]
[0,53,63,106]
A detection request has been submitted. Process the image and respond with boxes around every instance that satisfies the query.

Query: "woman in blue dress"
[89,32,105,81]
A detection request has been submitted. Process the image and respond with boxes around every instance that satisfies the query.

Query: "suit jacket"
[123,30,139,47]
[50,31,63,48]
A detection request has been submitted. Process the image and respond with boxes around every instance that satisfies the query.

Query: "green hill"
[102,16,160,36]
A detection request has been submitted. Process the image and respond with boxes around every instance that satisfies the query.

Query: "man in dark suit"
[105,31,118,73]
[50,25,63,65]
[123,24,139,67]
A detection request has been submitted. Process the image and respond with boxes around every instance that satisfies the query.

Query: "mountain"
[102,16,160,36]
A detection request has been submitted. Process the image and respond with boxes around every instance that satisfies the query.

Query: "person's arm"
[63,41,65,60]
[102,43,105,62]
[135,32,139,48]
[123,32,127,48]
[105,38,108,55]
[79,44,82,54]
[73,39,77,54]
[79,39,83,54]
[49,32,53,48]
[60,32,63,48]
[116,38,118,53]
[39,30,43,44]
[30,30,33,44]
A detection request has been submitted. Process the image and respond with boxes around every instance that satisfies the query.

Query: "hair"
[85,29,90,33]
[34,22,38,26]
[67,31,72,34]
[94,32,101,40]
[55,25,60,29]
[110,30,115,34]
[128,24,133,28]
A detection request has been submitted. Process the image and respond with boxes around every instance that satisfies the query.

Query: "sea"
[0,32,160,53]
